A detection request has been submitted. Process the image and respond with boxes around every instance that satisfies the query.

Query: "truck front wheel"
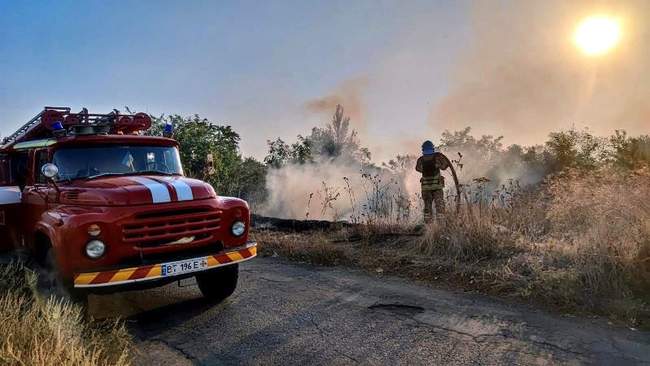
[195,264,239,302]
[36,248,87,305]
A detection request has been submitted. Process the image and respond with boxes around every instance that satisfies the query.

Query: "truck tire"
[195,264,239,302]
[36,249,88,305]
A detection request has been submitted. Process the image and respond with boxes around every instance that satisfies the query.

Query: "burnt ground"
[88,257,650,366]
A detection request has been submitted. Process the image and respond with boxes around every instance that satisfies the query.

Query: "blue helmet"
[422,140,435,155]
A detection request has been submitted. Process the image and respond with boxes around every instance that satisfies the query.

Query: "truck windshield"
[52,145,183,181]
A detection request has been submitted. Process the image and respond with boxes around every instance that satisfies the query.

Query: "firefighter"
[416,140,449,222]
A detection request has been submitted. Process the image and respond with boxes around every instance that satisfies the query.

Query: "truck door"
[0,153,22,251]
[22,149,52,234]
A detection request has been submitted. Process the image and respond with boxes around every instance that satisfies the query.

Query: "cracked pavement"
[88,257,650,365]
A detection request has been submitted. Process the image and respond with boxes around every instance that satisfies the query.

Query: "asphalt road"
[89,258,650,365]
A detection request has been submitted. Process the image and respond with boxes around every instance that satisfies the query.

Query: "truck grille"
[122,208,221,248]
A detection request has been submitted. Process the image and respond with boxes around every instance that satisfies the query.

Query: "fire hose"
[436,152,462,212]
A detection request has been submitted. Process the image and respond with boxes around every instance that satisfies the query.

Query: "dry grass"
[254,231,354,266]
[256,167,650,328]
[417,213,518,262]
[547,169,650,292]
[419,168,650,325]
[0,263,132,366]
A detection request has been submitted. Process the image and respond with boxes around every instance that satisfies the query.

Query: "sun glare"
[574,15,621,56]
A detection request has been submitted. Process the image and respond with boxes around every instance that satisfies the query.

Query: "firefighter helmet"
[422,140,435,155]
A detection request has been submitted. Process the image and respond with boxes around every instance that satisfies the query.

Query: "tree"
[290,135,313,164]
[545,129,606,172]
[264,135,314,168]
[264,138,291,168]
[309,104,368,163]
[609,130,650,169]
[439,127,504,159]
[149,114,267,206]
[266,104,370,167]
[234,157,268,207]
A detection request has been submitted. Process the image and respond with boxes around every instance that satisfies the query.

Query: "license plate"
[161,257,209,277]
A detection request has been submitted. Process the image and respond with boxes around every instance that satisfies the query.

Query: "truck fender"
[34,212,64,251]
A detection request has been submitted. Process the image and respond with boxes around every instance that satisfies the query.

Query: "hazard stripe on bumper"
[74,243,257,288]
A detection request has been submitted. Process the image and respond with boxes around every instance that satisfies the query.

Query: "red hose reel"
[39,109,152,134]
[115,113,152,134]
[41,109,66,131]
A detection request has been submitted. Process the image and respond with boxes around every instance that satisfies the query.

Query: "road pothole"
[368,303,426,316]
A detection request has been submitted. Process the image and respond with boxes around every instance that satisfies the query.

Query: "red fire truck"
[0,107,256,302]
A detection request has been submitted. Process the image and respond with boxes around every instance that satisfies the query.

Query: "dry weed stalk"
[317,182,341,219]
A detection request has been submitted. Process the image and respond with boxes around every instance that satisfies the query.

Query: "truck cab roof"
[7,135,178,153]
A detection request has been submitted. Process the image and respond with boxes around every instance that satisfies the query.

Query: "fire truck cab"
[0,107,256,302]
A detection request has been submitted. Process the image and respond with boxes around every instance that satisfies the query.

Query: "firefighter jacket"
[416,153,449,191]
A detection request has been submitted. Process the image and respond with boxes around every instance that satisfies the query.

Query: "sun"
[574,15,621,56]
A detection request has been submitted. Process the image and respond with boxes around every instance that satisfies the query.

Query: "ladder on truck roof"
[1,107,71,148]
[1,107,152,149]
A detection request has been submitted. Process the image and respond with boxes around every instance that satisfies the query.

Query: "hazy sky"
[3,1,649,162]
[0,0,468,160]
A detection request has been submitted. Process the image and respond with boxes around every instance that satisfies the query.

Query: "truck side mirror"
[40,163,61,200]
[41,163,59,180]
[0,155,8,186]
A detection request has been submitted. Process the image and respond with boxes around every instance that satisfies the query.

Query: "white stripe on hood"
[130,177,171,204]
[161,177,194,201]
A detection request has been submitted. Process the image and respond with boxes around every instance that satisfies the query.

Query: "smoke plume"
[305,78,369,136]
[260,0,650,220]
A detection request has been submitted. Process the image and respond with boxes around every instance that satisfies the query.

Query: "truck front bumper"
[74,242,257,288]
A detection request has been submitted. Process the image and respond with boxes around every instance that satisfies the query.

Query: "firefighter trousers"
[422,189,445,222]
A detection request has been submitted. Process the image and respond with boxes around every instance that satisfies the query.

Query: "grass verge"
[0,263,132,366]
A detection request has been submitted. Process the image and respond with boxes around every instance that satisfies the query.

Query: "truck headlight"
[87,224,101,237]
[231,221,246,237]
[85,240,106,259]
